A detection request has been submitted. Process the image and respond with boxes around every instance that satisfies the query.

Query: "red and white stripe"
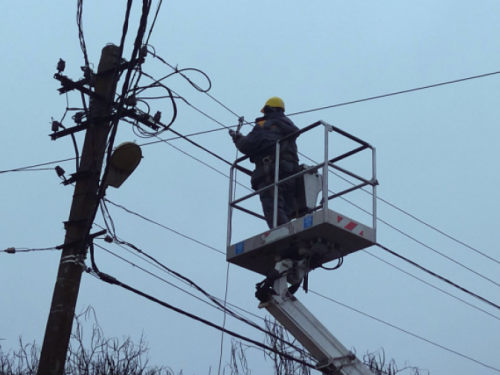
[336,215,364,237]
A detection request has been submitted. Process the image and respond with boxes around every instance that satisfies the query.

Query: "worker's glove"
[229,129,242,142]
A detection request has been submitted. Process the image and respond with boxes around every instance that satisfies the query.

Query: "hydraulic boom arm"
[257,260,373,375]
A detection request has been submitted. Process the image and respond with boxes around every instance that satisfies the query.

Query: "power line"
[376,243,500,312]
[0,128,230,176]
[104,198,224,255]
[94,242,214,305]
[93,230,500,373]
[102,123,500,325]
[97,196,500,372]
[104,190,500,325]
[89,270,315,369]
[91,228,285,329]
[299,150,500,266]
[287,70,500,117]
[378,216,500,288]
[101,189,500,329]
[375,194,500,265]
[1,246,59,254]
[147,51,254,127]
[144,0,163,45]
[0,158,76,174]
[310,289,500,373]
[363,250,500,322]
[298,151,500,283]
[97,196,500,351]
[152,135,251,192]
[77,0,90,68]
[158,129,500,292]
[0,168,55,173]
[92,239,311,358]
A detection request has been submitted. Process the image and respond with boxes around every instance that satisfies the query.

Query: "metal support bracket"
[56,229,107,251]
[123,108,165,131]
[50,123,89,141]
[316,353,356,373]
[62,170,92,186]
[55,74,106,100]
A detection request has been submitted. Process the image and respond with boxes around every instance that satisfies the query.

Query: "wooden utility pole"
[37,44,121,375]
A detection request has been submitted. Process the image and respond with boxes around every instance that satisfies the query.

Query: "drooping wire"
[320,257,343,271]
[146,51,212,93]
[147,51,253,127]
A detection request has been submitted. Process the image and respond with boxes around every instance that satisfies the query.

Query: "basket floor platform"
[227,209,376,276]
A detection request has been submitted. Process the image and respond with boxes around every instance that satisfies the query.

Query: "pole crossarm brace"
[49,115,115,141]
[122,108,167,131]
[55,74,107,100]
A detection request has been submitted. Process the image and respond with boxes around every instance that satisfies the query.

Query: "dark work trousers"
[255,161,298,229]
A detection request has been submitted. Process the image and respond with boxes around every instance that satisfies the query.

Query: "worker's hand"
[229,129,242,141]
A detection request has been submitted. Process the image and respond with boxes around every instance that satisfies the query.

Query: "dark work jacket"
[234,112,300,189]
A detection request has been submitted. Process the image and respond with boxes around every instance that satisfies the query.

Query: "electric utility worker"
[229,97,300,229]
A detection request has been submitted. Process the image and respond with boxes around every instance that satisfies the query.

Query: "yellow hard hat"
[261,96,285,113]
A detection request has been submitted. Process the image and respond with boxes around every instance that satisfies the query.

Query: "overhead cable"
[376,243,500,312]
[77,0,90,68]
[376,195,500,265]
[104,193,500,323]
[288,70,500,117]
[363,250,500,322]
[310,289,500,373]
[90,270,315,369]
[104,198,224,255]
[152,135,252,192]
[94,238,310,358]
[91,230,281,327]
[299,150,500,270]
[144,0,163,45]
[2,246,59,254]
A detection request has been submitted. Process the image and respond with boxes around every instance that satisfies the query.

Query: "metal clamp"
[316,352,356,373]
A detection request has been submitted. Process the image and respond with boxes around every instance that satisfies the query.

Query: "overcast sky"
[1,1,500,374]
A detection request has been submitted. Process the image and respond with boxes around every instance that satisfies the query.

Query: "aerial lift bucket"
[227,120,378,276]
[226,120,378,375]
